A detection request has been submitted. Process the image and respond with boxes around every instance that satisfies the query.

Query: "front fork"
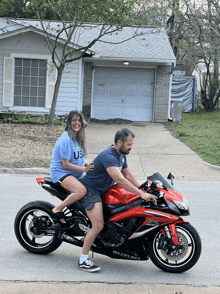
[161,224,180,246]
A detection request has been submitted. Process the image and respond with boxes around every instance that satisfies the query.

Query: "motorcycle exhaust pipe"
[59,233,83,247]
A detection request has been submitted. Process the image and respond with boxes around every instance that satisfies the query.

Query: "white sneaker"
[78,259,101,272]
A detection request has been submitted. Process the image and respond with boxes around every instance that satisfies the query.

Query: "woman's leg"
[81,202,104,255]
[52,176,87,213]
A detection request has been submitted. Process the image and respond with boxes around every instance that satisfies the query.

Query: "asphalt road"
[0,174,220,290]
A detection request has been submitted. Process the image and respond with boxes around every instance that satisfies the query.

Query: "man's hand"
[106,166,157,203]
[139,191,157,204]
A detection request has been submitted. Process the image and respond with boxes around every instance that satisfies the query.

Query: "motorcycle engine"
[99,223,125,248]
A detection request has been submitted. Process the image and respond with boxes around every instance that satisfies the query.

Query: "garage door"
[92,67,155,121]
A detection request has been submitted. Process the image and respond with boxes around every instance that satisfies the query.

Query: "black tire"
[14,201,62,254]
[147,223,202,273]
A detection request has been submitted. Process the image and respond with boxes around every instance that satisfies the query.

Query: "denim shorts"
[76,191,102,211]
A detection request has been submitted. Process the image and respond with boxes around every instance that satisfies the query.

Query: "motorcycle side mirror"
[167,172,175,186]
[167,172,175,180]
[151,180,163,189]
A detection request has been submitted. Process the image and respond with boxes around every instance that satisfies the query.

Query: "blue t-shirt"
[81,146,128,196]
[50,131,85,183]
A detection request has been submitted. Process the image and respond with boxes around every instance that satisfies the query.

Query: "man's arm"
[121,167,139,187]
[106,166,157,203]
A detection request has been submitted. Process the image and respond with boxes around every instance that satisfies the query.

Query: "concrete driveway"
[1,122,220,182]
[85,122,220,182]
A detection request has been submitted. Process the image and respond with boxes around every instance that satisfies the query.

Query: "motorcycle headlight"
[173,197,190,214]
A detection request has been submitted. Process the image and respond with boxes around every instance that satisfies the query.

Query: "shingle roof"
[77,25,176,63]
[0,18,176,64]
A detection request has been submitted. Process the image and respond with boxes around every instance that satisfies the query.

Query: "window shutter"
[3,57,14,107]
[46,60,57,109]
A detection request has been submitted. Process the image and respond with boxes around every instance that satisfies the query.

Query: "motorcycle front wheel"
[14,201,62,254]
[147,222,202,273]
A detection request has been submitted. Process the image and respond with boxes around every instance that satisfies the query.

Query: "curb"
[1,161,220,176]
[0,167,49,175]
[204,161,220,171]
[1,281,220,294]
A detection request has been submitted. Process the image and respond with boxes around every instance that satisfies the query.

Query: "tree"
[182,0,220,111]
[0,0,58,19]
[14,0,147,126]
[141,0,220,111]
[138,0,199,74]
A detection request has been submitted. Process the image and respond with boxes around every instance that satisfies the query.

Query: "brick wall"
[82,62,93,117]
[154,65,171,122]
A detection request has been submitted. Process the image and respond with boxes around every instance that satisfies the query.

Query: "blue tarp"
[171,76,195,112]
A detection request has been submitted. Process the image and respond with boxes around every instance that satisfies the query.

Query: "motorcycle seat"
[44,177,61,187]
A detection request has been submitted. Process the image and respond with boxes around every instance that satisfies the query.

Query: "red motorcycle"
[14,172,202,273]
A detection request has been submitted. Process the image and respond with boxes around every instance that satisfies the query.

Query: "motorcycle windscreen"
[147,172,175,191]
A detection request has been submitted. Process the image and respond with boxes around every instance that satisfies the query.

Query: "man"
[77,128,157,272]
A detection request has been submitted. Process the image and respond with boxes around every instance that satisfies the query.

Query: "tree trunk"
[48,65,64,127]
[213,49,219,81]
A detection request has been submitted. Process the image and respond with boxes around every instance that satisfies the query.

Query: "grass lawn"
[163,110,220,167]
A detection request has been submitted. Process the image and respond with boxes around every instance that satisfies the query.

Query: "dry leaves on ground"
[0,118,133,169]
[0,123,65,168]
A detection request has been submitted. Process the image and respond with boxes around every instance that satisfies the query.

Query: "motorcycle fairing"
[108,205,189,243]
[109,206,179,222]
[92,235,149,260]
[37,177,69,200]
[103,199,142,218]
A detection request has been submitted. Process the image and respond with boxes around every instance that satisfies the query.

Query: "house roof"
[0,18,176,65]
[0,18,94,54]
[77,25,176,64]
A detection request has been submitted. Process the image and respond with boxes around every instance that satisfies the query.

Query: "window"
[3,55,56,110]
[14,58,47,107]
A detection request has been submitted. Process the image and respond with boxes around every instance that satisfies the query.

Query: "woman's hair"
[65,110,88,153]
[114,128,135,144]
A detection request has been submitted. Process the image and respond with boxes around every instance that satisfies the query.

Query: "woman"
[50,110,94,221]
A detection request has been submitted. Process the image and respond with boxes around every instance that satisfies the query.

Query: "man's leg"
[82,202,104,254]
[78,202,104,272]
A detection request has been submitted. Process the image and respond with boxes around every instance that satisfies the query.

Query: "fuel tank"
[102,184,140,205]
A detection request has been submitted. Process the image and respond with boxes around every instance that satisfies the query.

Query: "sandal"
[52,211,66,223]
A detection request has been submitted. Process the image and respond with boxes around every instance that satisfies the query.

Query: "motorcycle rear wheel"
[147,222,202,273]
[14,201,62,254]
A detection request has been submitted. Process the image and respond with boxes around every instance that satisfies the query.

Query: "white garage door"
[92,67,155,121]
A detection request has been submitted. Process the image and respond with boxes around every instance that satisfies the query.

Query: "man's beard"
[119,146,131,155]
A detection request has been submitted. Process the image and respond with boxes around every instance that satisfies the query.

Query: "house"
[0,18,176,122]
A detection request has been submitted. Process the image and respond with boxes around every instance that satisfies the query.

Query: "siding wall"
[56,61,80,115]
[0,31,81,115]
